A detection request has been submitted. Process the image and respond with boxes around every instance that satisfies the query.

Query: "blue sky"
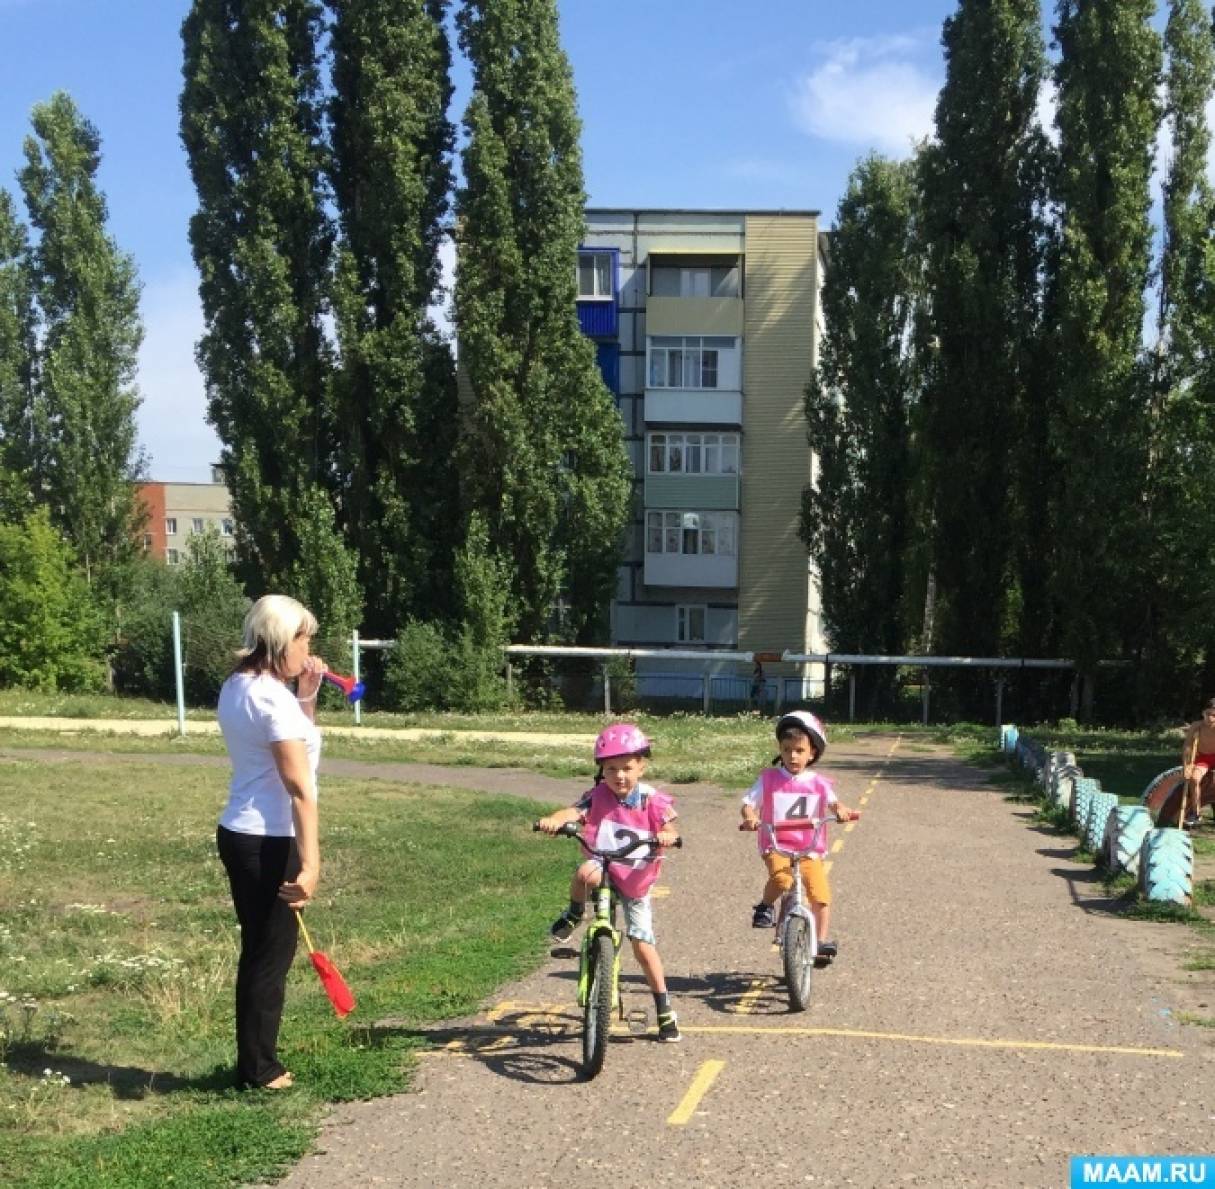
[0,0,965,481]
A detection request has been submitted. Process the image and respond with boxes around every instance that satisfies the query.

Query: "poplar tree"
[0,189,37,503]
[18,93,145,585]
[1048,1,1160,681]
[803,155,919,710]
[455,0,631,644]
[1145,0,1215,706]
[918,0,1050,678]
[180,1,361,634]
[329,0,457,634]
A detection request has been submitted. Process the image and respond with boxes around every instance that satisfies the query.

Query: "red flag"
[297,916,356,1018]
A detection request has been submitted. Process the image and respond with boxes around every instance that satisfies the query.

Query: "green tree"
[0,189,38,502]
[18,93,145,585]
[802,155,920,711]
[180,1,360,635]
[454,0,631,644]
[918,0,1051,679]
[1141,0,1215,711]
[329,0,458,634]
[0,507,104,691]
[1048,1,1161,693]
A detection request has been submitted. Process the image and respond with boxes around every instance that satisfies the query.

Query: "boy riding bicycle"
[536,723,681,1042]
[740,711,859,962]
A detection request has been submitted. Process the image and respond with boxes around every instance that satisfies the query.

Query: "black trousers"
[216,825,300,1088]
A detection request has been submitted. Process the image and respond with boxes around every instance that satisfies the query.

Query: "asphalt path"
[247,734,1213,1189]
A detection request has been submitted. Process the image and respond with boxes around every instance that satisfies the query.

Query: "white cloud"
[135,269,221,483]
[788,35,940,157]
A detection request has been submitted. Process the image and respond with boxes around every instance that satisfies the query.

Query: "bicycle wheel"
[782,914,814,1011]
[582,932,615,1078]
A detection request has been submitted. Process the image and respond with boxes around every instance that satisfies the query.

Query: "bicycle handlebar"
[740,817,855,860]
[533,820,683,859]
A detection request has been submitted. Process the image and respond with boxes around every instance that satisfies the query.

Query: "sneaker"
[549,908,583,941]
[657,1011,681,1043]
[751,902,775,929]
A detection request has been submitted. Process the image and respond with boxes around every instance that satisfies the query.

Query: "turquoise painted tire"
[1071,778,1100,831]
[1138,829,1194,905]
[1102,806,1151,874]
[1052,766,1081,811]
[1083,791,1118,853]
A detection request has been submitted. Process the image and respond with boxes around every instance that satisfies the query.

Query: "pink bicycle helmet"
[776,710,827,755]
[594,722,651,761]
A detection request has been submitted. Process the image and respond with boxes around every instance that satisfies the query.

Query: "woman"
[216,594,325,1090]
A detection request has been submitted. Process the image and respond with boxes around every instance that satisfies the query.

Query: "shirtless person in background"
[1180,698,1215,827]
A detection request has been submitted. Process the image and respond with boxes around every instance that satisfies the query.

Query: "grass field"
[0,754,574,1188]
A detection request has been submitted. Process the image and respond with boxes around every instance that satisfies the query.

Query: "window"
[165,518,177,536]
[647,336,736,389]
[676,605,707,643]
[577,251,613,299]
[191,517,205,534]
[644,511,736,556]
[646,433,740,475]
[221,518,234,537]
[166,549,180,565]
[650,265,739,298]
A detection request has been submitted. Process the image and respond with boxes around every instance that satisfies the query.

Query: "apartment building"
[577,208,829,690]
[137,470,234,564]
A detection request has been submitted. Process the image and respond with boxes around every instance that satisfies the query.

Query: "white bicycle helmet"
[775,710,827,755]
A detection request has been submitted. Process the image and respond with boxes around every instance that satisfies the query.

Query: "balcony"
[645,474,739,510]
[645,389,742,425]
[646,296,743,337]
[644,551,738,588]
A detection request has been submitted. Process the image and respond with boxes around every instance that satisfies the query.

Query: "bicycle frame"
[759,821,829,953]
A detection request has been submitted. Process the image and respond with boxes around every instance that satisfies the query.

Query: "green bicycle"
[536,821,682,1079]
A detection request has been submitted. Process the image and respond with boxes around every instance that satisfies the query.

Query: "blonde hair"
[235,595,318,677]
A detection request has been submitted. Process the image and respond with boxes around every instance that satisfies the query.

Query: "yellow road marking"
[844,822,857,833]
[729,978,768,1015]
[679,1024,1183,1059]
[650,885,671,898]
[667,1060,726,1126]
[831,839,844,854]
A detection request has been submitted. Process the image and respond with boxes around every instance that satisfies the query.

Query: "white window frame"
[644,511,737,557]
[221,518,234,538]
[165,517,177,536]
[676,604,707,644]
[647,336,736,390]
[166,548,180,565]
[191,517,205,534]
[646,432,740,475]
[576,251,613,300]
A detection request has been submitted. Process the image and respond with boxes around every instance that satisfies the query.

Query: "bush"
[0,509,105,691]
[383,619,511,712]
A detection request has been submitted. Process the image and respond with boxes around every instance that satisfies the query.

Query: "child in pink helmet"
[740,710,859,961]
[537,722,682,1042]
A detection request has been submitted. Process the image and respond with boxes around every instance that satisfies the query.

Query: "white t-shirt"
[217,671,321,837]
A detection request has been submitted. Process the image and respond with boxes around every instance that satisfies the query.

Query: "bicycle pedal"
[625,1009,649,1035]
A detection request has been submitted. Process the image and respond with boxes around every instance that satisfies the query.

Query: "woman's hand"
[296,656,327,702]
[279,868,318,906]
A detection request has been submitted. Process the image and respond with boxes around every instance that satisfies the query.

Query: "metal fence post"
[505,661,513,701]
[994,675,1004,729]
[921,668,930,726]
[603,663,611,716]
[703,673,712,715]
[172,610,186,738]
[848,670,856,723]
[352,629,361,726]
